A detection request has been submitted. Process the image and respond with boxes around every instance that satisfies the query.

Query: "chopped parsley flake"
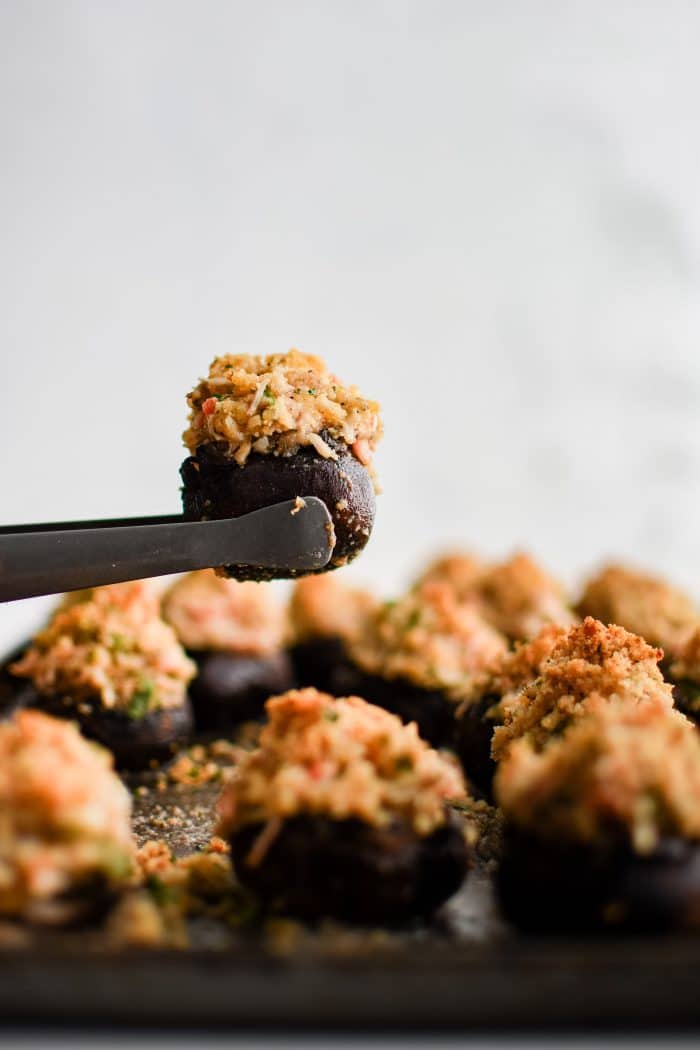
[127,678,155,720]
[146,874,178,906]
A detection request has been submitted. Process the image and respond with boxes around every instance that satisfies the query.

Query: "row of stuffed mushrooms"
[5,553,700,933]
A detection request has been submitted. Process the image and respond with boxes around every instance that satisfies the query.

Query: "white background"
[3,0,700,651]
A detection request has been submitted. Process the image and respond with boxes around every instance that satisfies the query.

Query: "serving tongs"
[0,498,334,602]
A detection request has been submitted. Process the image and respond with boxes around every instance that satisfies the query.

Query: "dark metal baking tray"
[1,646,700,1030]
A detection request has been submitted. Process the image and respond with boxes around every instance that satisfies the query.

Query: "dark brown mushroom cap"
[331,662,459,749]
[187,649,294,730]
[289,636,348,694]
[498,827,700,933]
[454,693,500,799]
[230,813,469,924]
[180,434,376,580]
[26,690,193,771]
[671,681,700,725]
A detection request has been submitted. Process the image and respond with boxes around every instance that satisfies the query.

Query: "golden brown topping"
[289,574,378,644]
[476,552,577,641]
[491,618,673,761]
[670,625,700,688]
[183,350,383,483]
[576,563,698,654]
[162,569,286,655]
[458,624,570,723]
[0,710,134,918]
[413,550,484,601]
[348,582,508,699]
[216,688,466,838]
[11,582,195,716]
[491,624,571,699]
[496,701,700,853]
[547,615,663,670]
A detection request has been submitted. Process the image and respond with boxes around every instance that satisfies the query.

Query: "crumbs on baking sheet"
[450,796,503,871]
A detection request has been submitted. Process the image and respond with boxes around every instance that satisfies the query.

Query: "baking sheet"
[1,648,700,1029]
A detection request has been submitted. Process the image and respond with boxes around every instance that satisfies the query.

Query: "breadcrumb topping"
[492,624,570,698]
[216,688,466,839]
[183,350,383,485]
[576,563,698,654]
[496,700,700,853]
[491,618,673,761]
[476,553,577,641]
[348,582,508,699]
[457,624,570,724]
[162,569,287,656]
[289,574,378,645]
[0,710,134,918]
[413,550,484,601]
[11,582,195,716]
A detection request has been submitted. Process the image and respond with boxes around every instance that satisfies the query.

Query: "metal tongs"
[0,498,334,603]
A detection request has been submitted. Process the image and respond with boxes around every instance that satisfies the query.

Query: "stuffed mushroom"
[162,569,293,729]
[339,582,508,747]
[415,550,576,643]
[576,563,698,656]
[413,550,484,602]
[496,700,700,933]
[489,617,674,766]
[10,582,195,770]
[288,574,378,692]
[475,553,578,643]
[180,350,383,579]
[0,709,135,925]
[217,688,469,924]
[454,623,568,796]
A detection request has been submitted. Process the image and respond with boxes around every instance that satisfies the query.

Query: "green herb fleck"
[262,385,277,404]
[110,633,129,653]
[146,874,178,907]
[307,388,317,396]
[395,755,414,773]
[406,609,421,630]
[127,678,155,720]
[324,709,340,723]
